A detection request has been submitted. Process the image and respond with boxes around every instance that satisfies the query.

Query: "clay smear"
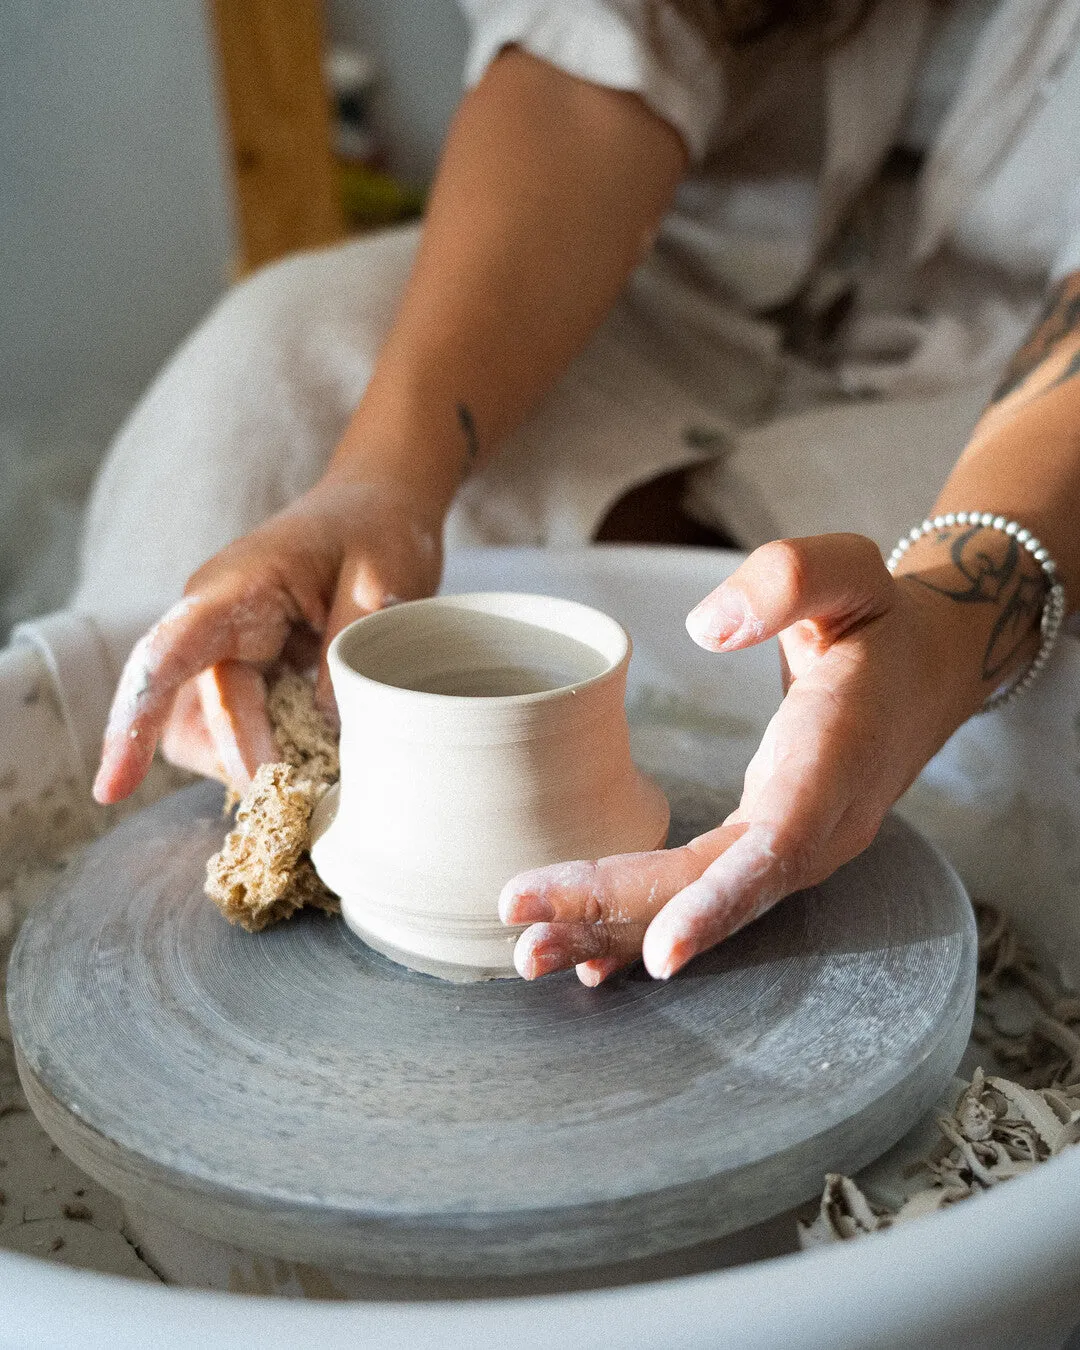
[204,670,339,932]
[105,595,204,736]
[800,901,1080,1246]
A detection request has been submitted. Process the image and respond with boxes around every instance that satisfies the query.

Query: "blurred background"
[0,0,466,637]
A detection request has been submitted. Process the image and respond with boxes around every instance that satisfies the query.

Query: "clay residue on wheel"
[204,671,339,931]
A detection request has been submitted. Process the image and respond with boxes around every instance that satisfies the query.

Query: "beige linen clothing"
[5,0,1075,782]
[72,0,1080,645]
[462,0,1080,544]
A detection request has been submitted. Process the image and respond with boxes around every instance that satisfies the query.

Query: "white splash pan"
[3,545,1080,1350]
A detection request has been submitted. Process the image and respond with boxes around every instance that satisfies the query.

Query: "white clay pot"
[309,592,669,981]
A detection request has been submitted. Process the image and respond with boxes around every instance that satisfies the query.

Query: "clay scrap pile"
[800,901,1080,1245]
[204,671,340,931]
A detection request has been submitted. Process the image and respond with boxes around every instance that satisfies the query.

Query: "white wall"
[1,0,469,450]
[0,0,234,445]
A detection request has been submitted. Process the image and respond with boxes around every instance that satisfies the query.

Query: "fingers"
[501,823,746,981]
[575,956,628,987]
[93,585,293,804]
[315,556,402,713]
[511,695,880,986]
[158,682,227,782]
[685,534,893,652]
[157,667,276,792]
[500,824,744,927]
[196,662,276,793]
[641,823,787,978]
[514,920,647,980]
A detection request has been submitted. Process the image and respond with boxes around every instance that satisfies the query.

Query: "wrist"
[327,406,461,526]
[890,522,1046,720]
[892,575,1013,718]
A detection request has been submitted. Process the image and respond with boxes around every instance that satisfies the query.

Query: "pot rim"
[327,591,632,710]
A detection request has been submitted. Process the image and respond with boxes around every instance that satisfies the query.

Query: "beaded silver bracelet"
[885,512,1068,712]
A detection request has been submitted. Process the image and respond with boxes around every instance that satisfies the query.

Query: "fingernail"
[686,589,746,650]
[515,941,566,980]
[577,957,620,987]
[651,936,696,980]
[502,894,554,924]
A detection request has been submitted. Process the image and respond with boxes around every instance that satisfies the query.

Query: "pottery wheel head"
[7,781,976,1278]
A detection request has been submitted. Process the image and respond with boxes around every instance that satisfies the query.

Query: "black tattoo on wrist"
[992,276,1080,403]
[907,524,1047,681]
[456,402,479,475]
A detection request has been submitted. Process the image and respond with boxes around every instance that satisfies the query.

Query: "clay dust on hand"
[204,671,340,932]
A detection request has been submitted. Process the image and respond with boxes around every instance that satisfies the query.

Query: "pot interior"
[336,596,623,699]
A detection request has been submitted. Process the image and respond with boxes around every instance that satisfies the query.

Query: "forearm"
[328,47,688,512]
[934,272,1080,596]
[892,271,1080,709]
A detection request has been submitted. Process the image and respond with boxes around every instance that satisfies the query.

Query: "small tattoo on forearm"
[992,276,1080,404]
[1048,346,1080,397]
[908,525,1046,681]
[456,402,479,475]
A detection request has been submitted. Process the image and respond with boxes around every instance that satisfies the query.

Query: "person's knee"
[211,226,421,370]
[207,250,326,358]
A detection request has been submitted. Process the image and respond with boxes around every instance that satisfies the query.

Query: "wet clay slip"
[309,592,669,981]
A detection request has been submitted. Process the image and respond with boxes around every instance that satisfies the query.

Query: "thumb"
[686,534,893,652]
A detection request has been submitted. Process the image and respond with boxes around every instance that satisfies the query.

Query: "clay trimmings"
[204,670,340,932]
[800,901,1080,1247]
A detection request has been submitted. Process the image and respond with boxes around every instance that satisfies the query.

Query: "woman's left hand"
[500,533,994,983]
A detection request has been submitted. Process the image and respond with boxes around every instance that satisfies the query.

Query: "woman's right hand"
[91,472,443,805]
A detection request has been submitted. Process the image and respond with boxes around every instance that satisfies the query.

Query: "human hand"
[92,473,443,804]
[500,533,1003,984]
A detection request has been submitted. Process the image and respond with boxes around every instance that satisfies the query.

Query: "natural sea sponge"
[204,671,339,931]
[265,668,340,785]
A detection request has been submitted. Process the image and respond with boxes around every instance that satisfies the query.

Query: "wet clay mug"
[309,592,669,981]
